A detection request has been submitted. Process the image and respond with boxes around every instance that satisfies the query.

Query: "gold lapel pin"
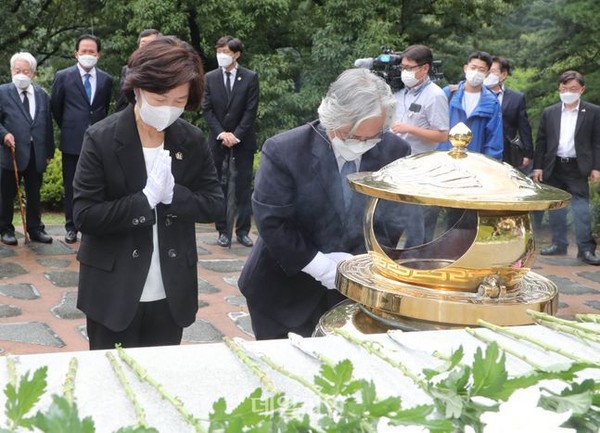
[175,152,183,160]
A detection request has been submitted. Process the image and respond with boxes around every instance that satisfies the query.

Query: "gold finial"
[448,122,473,159]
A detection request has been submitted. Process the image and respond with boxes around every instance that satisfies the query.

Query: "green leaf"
[314,360,356,396]
[4,366,48,428]
[114,427,159,433]
[423,346,464,380]
[388,404,454,433]
[540,379,595,415]
[33,395,95,433]
[471,342,508,398]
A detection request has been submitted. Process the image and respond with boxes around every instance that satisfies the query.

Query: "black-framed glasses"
[399,64,423,72]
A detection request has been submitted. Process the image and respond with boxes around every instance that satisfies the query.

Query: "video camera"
[354,47,444,92]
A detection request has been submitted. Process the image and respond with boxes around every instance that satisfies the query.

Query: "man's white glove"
[302,251,353,290]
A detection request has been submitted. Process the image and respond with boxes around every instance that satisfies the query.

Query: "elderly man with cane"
[0,52,54,245]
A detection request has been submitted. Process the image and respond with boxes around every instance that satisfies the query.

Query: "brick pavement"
[0,223,598,355]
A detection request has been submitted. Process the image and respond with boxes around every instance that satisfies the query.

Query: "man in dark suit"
[532,70,600,265]
[238,68,413,339]
[0,52,55,245]
[202,36,259,248]
[51,34,113,244]
[484,56,533,169]
[115,29,162,112]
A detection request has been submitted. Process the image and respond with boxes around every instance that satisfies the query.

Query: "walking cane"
[9,145,29,244]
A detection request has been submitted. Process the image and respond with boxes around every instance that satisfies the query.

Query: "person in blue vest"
[437,51,503,159]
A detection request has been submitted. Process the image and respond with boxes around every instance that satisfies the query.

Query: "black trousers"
[62,152,79,232]
[86,299,183,350]
[212,149,253,237]
[0,148,44,234]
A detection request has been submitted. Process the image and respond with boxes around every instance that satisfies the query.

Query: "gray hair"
[10,52,37,72]
[318,68,396,133]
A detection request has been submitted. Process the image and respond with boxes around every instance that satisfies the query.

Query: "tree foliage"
[0,0,598,147]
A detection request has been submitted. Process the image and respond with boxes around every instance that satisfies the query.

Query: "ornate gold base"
[333,254,558,328]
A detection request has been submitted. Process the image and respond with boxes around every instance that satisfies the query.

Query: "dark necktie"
[84,73,92,102]
[22,91,31,119]
[225,71,231,98]
[340,160,356,210]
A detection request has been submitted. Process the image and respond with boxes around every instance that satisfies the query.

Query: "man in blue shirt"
[438,51,503,159]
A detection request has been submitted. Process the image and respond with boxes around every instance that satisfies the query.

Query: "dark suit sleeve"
[252,137,318,275]
[233,72,259,142]
[50,71,65,127]
[592,105,600,172]
[202,74,226,137]
[43,93,55,160]
[533,109,549,170]
[517,95,534,158]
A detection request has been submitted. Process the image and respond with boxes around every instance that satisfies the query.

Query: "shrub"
[591,182,600,237]
[40,151,64,210]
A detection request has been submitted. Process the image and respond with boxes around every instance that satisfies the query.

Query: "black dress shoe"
[236,234,254,247]
[580,251,600,266]
[217,233,231,247]
[540,244,567,256]
[65,230,78,244]
[1,231,17,246]
[29,229,52,244]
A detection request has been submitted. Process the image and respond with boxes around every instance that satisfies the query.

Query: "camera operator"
[391,45,449,154]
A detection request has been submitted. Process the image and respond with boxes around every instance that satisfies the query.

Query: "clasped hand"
[142,150,174,208]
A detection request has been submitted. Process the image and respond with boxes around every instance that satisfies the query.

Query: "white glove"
[160,152,174,204]
[302,251,353,290]
[142,154,165,208]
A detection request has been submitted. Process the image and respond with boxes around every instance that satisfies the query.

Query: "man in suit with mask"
[483,56,533,169]
[202,36,259,248]
[532,70,600,265]
[0,52,54,245]
[51,34,113,244]
[238,68,413,340]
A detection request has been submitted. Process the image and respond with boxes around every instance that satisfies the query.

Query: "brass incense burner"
[316,123,572,334]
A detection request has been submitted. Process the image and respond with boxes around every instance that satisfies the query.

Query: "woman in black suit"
[73,37,223,350]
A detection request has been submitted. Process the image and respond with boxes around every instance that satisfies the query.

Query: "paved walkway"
[0,224,598,355]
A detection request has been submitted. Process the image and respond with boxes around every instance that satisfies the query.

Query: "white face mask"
[331,136,379,162]
[217,53,234,68]
[12,73,32,90]
[78,54,98,69]
[483,74,500,88]
[560,92,580,105]
[401,70,420,88]
[137,90,185,131]
[465,70,486,87]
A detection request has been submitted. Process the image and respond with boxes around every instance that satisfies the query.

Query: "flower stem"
[333,328,426,390]
[575,313,600,324]
[106,351,149,429]
[527,311,600,344]
[62,358,78,404]
[116,346,205,433]
[226,337,338,412]
[477,319,600,366]
[465,327,545,370]
[223,337,279,395]
[528,310,600,336]
[6,356,17,387]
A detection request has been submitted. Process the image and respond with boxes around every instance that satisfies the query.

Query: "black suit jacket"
[0,83,54,172]
[534,101,600,177]
[50,65,113,155]
[238,121,411,331]
[502,87,533,158]
[202,65,259,158]
[73,105,223,331]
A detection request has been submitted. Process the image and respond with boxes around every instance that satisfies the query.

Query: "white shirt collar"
[77,63,96,78]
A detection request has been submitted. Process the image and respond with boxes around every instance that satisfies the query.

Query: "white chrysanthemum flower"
[480,387,575,433]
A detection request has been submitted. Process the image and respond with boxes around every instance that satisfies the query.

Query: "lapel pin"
[237,76,242,81]
[175,152,183,160]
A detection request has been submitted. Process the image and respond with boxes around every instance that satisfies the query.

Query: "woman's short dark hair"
[123,36,204,111]
[559,70,585,87]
